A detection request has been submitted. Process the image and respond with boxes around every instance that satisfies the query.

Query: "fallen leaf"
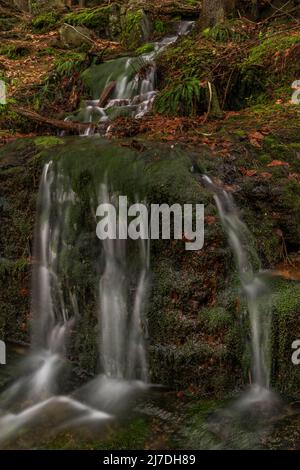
[205,215,216,225]
[19,288,29,297]
[248,131,264,148]
[267,160,289,167]
[260,172,273,179]
[245,169,257,177]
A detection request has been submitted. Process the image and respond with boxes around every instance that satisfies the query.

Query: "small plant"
[0,45,30,60]
[154,20,166,34]
[203,21,248,43]
[54,53,87,77]
[155,77,206,116]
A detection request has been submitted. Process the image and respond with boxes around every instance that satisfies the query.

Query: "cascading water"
[98,185,149,382]
[203,176,273,403]
[79,21,195,135]
[0,162,150,447]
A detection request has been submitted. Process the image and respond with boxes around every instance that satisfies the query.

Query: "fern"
[203,21,249,43]
[154,77,206,116]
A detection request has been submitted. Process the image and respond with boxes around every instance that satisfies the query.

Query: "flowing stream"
[77,21,195,135]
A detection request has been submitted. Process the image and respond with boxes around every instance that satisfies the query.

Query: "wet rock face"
[0,137,300,399]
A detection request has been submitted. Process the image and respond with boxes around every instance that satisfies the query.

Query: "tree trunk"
[201,0,236,28]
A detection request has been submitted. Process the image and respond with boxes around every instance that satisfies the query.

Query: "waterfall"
[0,163,149,446]
[81,21,195,135]
[98,185,149,382]
[203,176,272,400]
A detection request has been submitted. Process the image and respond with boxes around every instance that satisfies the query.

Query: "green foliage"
[121,9,144,49]
[199,307,232,333]
[155,77,206,116]
[271,279,300,396]
[243,31,300,67]
[0,45,30,60]
[41,417,151,450]
[203,21,249,43]
[34,136,64,148]
[135,43,155,55]
[36,47,57,57]
[153,19,166,33]
[54,52,87,77]
[31,12,60,33]
[157,36,214,86]
[64,6,111,35]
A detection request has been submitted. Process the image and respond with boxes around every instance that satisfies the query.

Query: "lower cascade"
[0,161,150,445]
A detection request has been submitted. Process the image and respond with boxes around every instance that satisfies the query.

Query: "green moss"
[64,6,112,36]
[31,12,60,33]
[121,9,145,50]
[232,31,300,108]
[18,415,151,450]
[135,43,155,55]
[199,307,233,333]
[243,32,300,68]
[153,19,166,33]
[271,279,300,397]
[34,136,64,148]
[203,20,249,43]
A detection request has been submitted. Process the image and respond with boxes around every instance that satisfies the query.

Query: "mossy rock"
[81,57,137,99]
[271,278,300,398]
[63,5,121,40]
[31,12,61,33]
[121,9,152,50]
[59,24,94,49]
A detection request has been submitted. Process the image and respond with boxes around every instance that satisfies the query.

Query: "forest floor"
[0,3,299,145]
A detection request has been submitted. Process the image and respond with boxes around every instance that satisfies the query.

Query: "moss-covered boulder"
[120,8,152,50]
[63,5,122,40]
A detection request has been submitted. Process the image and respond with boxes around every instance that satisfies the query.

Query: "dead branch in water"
[10,105,96,133]
[98,81,116,107]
